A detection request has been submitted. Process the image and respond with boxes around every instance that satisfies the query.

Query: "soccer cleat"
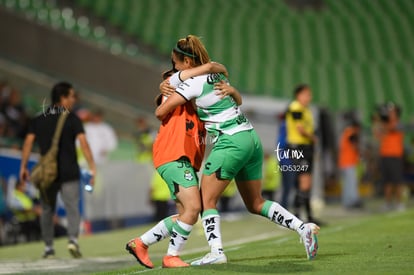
[42,248,55,259]
[125,238,154,269]
[68,240,82,258]
[162,255,190,268]
[300,223,319,260]
[190,252,227,265]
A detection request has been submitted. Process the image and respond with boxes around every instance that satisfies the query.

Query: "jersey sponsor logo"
[207,73,222,84]
[205,162,212,170]
[236,114,248,125]
[186,119,194,131]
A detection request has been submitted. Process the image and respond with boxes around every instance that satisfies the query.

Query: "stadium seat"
[91,0,111,19]
[1,0,413,122]
[108,0,128,28]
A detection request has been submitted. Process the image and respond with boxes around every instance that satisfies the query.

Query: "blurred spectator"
[71,91,86,116]
[374,102,405,211]
[338,120,363,209]
[6,179,67,244]
[0,83,29,149]
[134,116,154,163]
[149,171,174,221]
[0,114,8,148]
[286,84,319,223]
[84,109,118,165]
[0,81,9,108]
[7,180,41,242]
[20,81,96,258]
[0,174,7,245]
[262,152,281,201]
[276,111,297,208]
[404,136,414,183]
[0,87,29,140]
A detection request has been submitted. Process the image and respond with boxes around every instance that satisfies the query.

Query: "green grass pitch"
[0,207,413,274]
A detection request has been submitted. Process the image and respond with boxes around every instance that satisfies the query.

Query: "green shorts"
[156,158,199,200]
[203,129,263,181]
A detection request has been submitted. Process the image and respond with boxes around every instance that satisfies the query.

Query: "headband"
[173,44,197,58]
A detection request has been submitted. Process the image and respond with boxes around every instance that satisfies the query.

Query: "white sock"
[202,209,224,255]
[167,219,192,256]
[261,200,304,232]
[140,215,174,246]
[69,238,78,244]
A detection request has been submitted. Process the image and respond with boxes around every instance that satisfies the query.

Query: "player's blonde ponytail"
[173,35,210,66]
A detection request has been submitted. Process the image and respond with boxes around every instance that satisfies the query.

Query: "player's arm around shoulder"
[156,72,190,121]
[155,92,187,121]
[214,81,242,106]
[179,62,228,80]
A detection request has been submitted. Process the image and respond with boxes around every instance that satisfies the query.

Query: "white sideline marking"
[0,257,132,274]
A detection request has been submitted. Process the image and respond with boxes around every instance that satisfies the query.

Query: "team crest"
[184,170,193,181]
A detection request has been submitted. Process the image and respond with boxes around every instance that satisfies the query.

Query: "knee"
[202,195,219,210]
[190,204,202,217]
[183,205,202,225]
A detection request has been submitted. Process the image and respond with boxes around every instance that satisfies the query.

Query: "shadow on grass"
[195,262,313,274]
[194,255,316,274]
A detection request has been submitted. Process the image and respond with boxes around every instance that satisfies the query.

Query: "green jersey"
[171,72,253,137]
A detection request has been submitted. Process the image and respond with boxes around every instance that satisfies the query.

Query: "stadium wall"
[0,6,162,113]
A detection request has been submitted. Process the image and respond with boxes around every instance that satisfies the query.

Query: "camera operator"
[374,102,405,211]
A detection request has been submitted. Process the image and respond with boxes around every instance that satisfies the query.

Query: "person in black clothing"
[19,82,96,258]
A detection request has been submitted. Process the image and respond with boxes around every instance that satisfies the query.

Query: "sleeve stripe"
[175,90,190,101]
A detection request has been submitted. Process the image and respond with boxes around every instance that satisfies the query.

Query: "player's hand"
[210,62,228,78]
[159,79,175,97]
[214,81,236,98]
